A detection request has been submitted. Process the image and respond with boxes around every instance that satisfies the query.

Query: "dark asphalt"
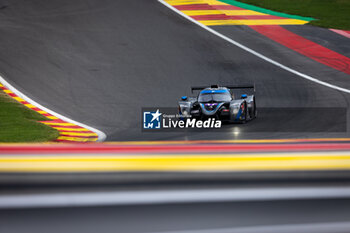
[0,1,350,231]
[285,25,350,58]
[1,198,350,233]
[0,0,348,140]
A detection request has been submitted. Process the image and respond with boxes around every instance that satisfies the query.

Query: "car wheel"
[241,101,248,124]
[252,97,257,119]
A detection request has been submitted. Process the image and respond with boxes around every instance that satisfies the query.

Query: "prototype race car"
[178,85,256,123]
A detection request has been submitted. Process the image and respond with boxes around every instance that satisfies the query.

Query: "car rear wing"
[191,84,255,93]
[191,86,209,93]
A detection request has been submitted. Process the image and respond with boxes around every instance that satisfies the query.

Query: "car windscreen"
[198,92,232,102]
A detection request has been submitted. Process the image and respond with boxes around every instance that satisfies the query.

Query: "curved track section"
[0,78,105,142]
[0,0,348,141]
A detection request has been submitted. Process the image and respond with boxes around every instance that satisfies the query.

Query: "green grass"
[234,0,350,30]
[0,91,59,142]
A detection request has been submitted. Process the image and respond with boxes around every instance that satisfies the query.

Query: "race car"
[178,85,256,123]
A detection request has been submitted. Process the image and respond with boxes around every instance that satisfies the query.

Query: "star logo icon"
[143,109,162,129]
[151,109,162,122]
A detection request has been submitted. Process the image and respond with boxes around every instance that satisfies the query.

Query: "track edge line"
[158,0,350,94]
[0,74,107,142]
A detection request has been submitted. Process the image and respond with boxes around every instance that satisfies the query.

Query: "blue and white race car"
[178,85,256,123]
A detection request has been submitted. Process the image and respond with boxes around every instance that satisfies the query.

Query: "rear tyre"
[252,97,257,119]
[242,102,248,124]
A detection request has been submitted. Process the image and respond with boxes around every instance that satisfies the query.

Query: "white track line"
[0,75,106,142]
[158,0,350,94]
[330,29,350,39]
[155,222,350,233]
[1,187,350,209]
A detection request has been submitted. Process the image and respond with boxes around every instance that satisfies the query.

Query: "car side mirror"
[181,96,188,101]
[241,94,247,99]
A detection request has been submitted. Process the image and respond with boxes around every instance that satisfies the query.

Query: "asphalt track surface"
[1,1,350,231]
[0,0,349,141]
[1,198,350,233]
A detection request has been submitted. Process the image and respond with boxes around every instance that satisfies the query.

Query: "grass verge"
[0,91,59,142]
[233,0,350,30]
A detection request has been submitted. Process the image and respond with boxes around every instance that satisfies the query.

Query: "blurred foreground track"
[1,140,350,173]
[2,140,350,233]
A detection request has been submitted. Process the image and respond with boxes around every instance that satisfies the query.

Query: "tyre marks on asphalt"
[163,0,350,76]
[250,25,350,75]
